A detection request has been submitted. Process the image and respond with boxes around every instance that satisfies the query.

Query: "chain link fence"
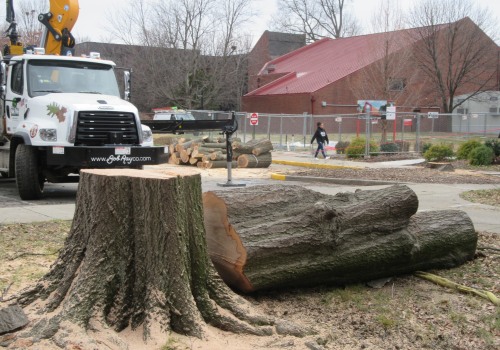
[187,110,500,156]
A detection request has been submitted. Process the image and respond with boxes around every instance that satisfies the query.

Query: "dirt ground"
[0,160,499,350]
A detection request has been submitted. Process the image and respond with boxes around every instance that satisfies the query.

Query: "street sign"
[427,112,439,119]
[249,113,259,126]
[403,119,413,126]
[335,117,342,122]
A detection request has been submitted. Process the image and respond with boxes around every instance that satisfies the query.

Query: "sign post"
[249,113,258,139]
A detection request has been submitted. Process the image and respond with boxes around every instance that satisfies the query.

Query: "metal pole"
[280,115,283,149]
[415,113,421,153]
[365,105,371,157]
[267,114,271,140]
[302,112,308,148]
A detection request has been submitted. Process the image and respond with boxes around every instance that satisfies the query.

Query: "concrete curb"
[270,173,401,186]
[272,159,361,170]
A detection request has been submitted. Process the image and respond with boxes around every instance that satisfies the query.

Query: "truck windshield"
[27,60,120,97]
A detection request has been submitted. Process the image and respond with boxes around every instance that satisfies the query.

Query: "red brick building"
[242,18,500,117]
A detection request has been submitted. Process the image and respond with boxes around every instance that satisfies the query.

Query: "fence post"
[243,113,247,143]
[365,105,371,157]
[267,114,271,141]
[415,113,421,153]
[302,112,308,148]
[280,115,283,149]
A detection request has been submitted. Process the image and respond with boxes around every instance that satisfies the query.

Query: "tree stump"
[203,184,477,293]
[15,169,273,346]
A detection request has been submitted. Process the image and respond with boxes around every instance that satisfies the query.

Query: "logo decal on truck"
[90,155,152,165]
[30,125,38,138]
[46,102,67,123]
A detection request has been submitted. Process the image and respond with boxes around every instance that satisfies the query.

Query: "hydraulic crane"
[5,0,79,56]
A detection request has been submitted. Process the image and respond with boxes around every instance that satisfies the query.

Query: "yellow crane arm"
[39,0,80,55]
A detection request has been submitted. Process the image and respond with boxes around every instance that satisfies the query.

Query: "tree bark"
[202,184,477,293]
[251,139,273,156]
[237,153,272,168]
[16,169,273,344]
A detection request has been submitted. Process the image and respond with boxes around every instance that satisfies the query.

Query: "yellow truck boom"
[38,0,79,55]
[5,0,79,56]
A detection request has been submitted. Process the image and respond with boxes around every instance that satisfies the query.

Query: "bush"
[423,144,454,162]
[457,139,482,160]
[421,142,433,154]
[468,145,494,166]
[335,140,350,154]
[379,142,399,155]
[346,137,378,158]
[484,139,500,157]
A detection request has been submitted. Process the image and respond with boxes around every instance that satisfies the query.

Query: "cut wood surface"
[203,184,477,293]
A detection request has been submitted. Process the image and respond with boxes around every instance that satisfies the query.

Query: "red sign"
[249,113,259,126]
[403,119,413,126]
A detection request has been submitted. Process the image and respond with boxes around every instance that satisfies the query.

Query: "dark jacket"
[311,127,329,144]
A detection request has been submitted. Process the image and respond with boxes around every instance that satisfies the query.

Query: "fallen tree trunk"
[202,184,477,293]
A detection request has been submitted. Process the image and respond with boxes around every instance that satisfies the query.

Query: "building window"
[490,96,498,102]
[388,78,406,91]
[457,108,468,114]
[489,107,498,113]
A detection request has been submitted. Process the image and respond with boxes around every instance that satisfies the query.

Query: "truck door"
[4,61,27,134]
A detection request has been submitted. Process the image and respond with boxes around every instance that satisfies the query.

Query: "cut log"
[251,139,273,156]
[202,184,477,293]
[205,160,237,169]
[237,153,272,168]
[189,157,200,165]
[210,151,226,161]
[232,139,263,154]
[202,143,226,149]
[169,151,181,165]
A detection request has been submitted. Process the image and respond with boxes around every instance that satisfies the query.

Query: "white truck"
[0,1,168,200]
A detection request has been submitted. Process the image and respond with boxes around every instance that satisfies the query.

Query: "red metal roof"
[246,29,423,96]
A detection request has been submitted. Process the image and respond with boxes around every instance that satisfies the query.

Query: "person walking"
[311,122,330,160]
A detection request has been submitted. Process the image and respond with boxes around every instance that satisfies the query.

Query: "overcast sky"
[13,0,500,45]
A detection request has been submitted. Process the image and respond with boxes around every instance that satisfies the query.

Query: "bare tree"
[0,0,47,48]
[349,0,423,143]
[271,0,360,42]
[406,0,499,113]
[105,0,252,112]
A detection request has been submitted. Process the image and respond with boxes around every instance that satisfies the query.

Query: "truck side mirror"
[123,70,131,101]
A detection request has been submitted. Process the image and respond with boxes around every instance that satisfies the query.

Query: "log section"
[203,184,476,293]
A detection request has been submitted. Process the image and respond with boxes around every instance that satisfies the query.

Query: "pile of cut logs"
[166,136,273,169]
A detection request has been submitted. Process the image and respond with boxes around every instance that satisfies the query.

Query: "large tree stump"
[15,169,273,346]
[202,184,477,293]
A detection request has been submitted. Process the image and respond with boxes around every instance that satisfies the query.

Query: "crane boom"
[39,0,79,55]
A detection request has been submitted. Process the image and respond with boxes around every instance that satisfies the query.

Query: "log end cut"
[203,192,254,292]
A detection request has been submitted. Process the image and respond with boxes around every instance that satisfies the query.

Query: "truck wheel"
[15,144,45,200]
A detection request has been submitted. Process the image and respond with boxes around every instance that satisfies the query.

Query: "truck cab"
[0,52,168,200]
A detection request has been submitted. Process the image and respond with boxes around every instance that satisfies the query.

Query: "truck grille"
[75,111,140,146]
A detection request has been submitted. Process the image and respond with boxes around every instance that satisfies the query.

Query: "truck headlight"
[142,128,153,143]
[40,129,57,141]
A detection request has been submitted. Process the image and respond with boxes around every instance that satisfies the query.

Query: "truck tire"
[15,144,45,200]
